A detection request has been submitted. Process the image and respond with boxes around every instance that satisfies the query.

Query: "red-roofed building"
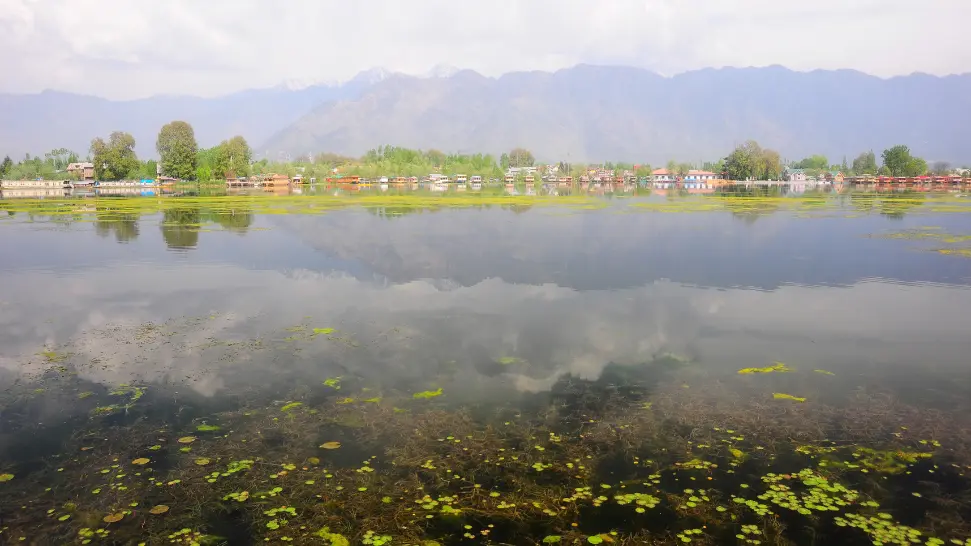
[652,168,675,182]
[684,170,717,181]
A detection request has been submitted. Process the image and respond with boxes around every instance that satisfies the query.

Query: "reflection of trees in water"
[879,192,924,219]
[367,206,435,219]
[849,192,924,219]
[716,186,781,224]
[210,209,254,233]
[161,208,201,250]
[94,206,140,243]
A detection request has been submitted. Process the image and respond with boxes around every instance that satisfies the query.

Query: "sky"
[1,0,970,100]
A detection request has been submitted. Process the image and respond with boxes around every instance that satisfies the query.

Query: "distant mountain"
[261,65,971,164]
[3,65,970,164]
[0,80,373,160]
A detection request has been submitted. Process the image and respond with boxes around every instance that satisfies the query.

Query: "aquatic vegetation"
[0,473,13,482]
[3,346,971,546]
[149,505,170,515]
[195,423,221,431]
[772,392,807,402]
[323,377,342,389]
[177,436,197,444]
[280,401,303,412]
[316,527,350,546]
[412,388,443,399]
[738,362,791,374]
[102,512,125,523]
[851,447,932,474]
[132,458,150,465]
[813,369,835,375]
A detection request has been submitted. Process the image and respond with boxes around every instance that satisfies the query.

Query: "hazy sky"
[2,0,969,99]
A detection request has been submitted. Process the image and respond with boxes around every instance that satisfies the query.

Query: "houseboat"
[0,187,69,198]
[261,174,291,187]
[95,180,140,188]
[1,179,73,190]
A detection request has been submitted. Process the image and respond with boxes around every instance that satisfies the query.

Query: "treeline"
[724,140,955,181]
[1,120,967,182]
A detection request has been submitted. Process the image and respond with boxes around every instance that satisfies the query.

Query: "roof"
[687,170,715,175]
[67,162,94,170]
[652,168,672,175]
[787,168,806,174]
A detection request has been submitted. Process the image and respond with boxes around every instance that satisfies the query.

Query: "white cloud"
[1,0,969,98]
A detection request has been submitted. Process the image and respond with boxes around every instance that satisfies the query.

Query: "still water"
[0,192,970,545]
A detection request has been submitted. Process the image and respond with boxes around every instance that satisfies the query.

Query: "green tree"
[44,148,76,171]
[881,145,914,177]
[138,160,158,179]
[213,136,252,179]
[724,141,781,181]
[903,157,928,177]
[508,148,534,168]
[156,121,198,179]
[0,155,11,178]
[499,153,510,171]
[851,151,877,175]
[90,131,139,180]
[792,154,829,170]
[196,165,213,182]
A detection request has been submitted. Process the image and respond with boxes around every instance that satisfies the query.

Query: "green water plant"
[738,362,791,374]
[413,388,443,399]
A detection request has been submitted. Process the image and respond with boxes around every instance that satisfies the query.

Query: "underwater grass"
[2,345,971,546]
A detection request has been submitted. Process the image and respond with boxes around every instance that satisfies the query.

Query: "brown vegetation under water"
[0,355,970,546]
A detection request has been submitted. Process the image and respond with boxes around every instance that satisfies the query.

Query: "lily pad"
[194,458,211,466]
[177,436,197,444]
[319,441,342,450]
[102,512,124,523]
[149,505,169,515]
[0,473,14,482]
[132,458,150,465]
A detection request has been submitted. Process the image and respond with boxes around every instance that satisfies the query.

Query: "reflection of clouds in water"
[1,264,969,399]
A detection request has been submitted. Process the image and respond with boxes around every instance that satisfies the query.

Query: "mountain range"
[2,65,969,164]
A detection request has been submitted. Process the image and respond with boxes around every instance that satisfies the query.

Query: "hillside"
[0,81,372,160]
[261,65,971,163]
[2,65,969,164]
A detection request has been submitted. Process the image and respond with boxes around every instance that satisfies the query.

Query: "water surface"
[1,192,970,545]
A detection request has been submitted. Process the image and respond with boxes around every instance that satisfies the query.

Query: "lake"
[1,190,970,546]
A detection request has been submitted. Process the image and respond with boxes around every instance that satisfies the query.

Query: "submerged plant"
[412,388,443,399]
[772,393,807,402]
[738,362,791,374]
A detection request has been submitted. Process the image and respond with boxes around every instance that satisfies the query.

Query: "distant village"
[2,159,970,199]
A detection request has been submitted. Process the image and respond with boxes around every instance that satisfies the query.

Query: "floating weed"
[0,473,15,482]
[177,436,196,444]
[738,362,791,374]
[319,441,342,450]
[772,393,807,402]
[413,388,443,399]
[195,423,221,432]
[316,527,350,546]
[148,505,169,515]
[131,458,150,465]
[813,369,836,376]
[280,401,303,412]
[323,377,341,389]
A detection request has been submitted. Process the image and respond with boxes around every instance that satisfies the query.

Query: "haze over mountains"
[2,65,969,164]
